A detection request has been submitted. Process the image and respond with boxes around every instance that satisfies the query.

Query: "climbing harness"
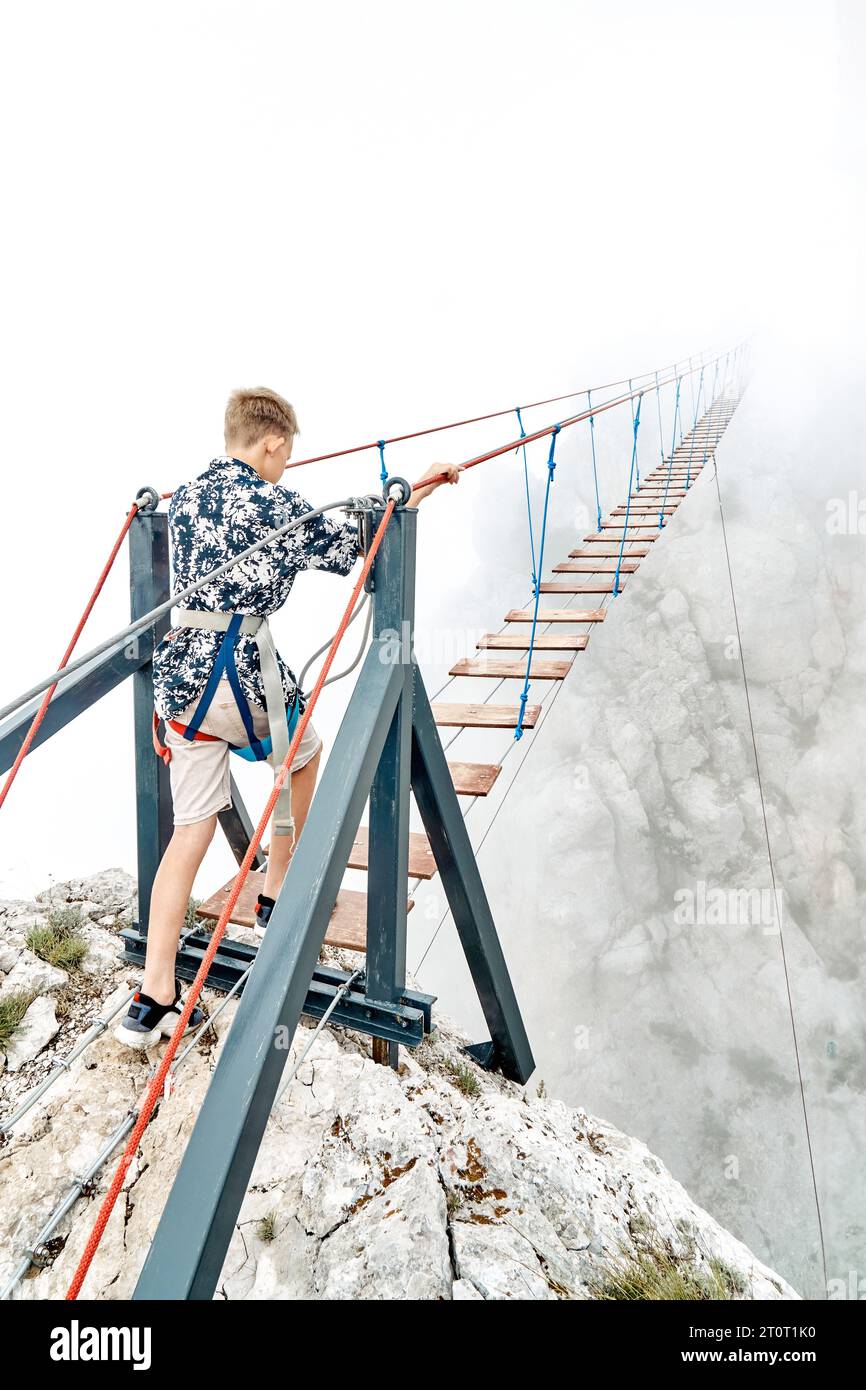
[151,610,302,837]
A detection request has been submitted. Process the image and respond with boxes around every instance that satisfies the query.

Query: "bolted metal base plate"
[121,926,435,1047]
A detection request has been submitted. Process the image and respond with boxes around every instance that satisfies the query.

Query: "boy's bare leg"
[262,748,322,900]
[141,815,217,1004]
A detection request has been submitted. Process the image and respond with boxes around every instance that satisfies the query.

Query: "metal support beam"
[0,635,150,775]
[410,668,535,1085]
[135,492,533,1299]
[130,508,173,933]
[133,642,403,1300]
[121,926,434,1042]
[365,506,416,1067]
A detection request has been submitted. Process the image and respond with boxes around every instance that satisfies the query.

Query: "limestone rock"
[5,996,59,1071]
[0,999,798,1301]
[35,868,137,923]
[0,949,68,1000]
[78,923,122,976]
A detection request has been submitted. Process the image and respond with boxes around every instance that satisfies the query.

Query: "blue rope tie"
[377,439,387,488]
[587,389,602,531]
[628,377,640,491]
[516,407,538,592]
[515,424,560,741]
[659,376,682,529]
[685,366,704,488]
[613,394,643,596]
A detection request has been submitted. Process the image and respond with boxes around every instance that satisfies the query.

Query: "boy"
[116,386,458,1048]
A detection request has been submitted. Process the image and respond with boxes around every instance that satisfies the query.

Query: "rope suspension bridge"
[0,340,751,1301]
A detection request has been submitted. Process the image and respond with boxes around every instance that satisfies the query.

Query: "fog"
[1,0,863,1295]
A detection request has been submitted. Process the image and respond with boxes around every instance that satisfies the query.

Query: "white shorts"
[161,676,322,826]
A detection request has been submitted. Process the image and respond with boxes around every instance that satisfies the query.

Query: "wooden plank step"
[505,607,606,622]
[540,579,622,593]
[553,559,638,573]
[197,871,413,952]
[449,656,573,680]
[569,546,650,558]
[598,522,659,533]
[432,701,541,728]
[448,760,502,795]
[612,506,677,516]
[347,826,438,879]
[583,531,657,544]
[478,632,588,650]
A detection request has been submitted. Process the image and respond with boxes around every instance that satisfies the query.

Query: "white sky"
[0,0,862,896]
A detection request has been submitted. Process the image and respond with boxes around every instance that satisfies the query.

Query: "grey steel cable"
[1,948,256,1298]
[711,448,829,1296]
[299,593,373,694]
[274,970,363,1106]
[0,496,365,722]
[1,958,364,1299]
[0,920,204,1135]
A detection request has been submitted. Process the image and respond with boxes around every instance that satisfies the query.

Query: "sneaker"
[114,981,206,1050]
[253,893,275,939]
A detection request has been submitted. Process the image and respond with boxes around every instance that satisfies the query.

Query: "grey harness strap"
[174,608,295,841]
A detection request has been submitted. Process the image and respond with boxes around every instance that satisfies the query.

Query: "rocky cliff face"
[0,871,797,1300]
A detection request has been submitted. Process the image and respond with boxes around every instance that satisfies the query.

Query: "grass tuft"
[257,1212,277,1243]
[589,1236,750,1301]
[444,1058,481,1098]
[0,990,36,1052]
[26,907,88,972]
[184,898,202,933]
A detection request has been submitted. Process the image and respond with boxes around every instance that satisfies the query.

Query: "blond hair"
[224,387,300,448]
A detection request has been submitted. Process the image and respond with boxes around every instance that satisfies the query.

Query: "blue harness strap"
[182,612,272,762]
[182,613,243,739]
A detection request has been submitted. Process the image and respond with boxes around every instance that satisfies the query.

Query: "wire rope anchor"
[133,485,161,514]
[384,475,413,507]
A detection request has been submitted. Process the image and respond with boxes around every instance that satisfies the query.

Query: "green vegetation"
[257,1212,277,1243]
[26,907,88,972]
[0,990,35,1051]
[184,898,202,932]
[444,1059,481,1098]
[589,1237,749,1301]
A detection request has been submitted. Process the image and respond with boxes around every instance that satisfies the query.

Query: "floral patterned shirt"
[153,456,360,720]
